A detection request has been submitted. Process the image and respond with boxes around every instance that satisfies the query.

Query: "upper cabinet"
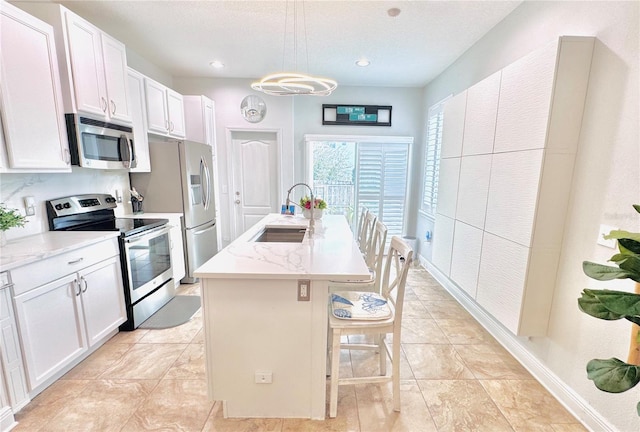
[13,3,132,125]
[145,77,185,138]
[127,68,151,172]
[0,2,70,172]
[65,12,131,123]
[184,95,216,147]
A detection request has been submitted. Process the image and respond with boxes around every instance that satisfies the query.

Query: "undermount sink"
[252,227,306,243]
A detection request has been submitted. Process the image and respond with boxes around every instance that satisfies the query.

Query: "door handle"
[235,199,240,205]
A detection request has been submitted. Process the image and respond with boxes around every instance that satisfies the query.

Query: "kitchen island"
[194,213,369,419]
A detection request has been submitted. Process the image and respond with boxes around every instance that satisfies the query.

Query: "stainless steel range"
[46,193,174,330]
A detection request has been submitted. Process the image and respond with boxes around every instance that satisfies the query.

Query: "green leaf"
[636,401,640,417]
[578,290,624,320]
[617,255,640,281]
[587,358,640,393]
[583,289,640,316]
[605,230,640,243]
[619,238,640,255]
[583,261,635,281]
[609,253,628,263]
[633,204,640,214]
[627,315,640,326]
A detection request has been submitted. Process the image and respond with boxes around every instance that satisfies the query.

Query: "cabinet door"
[169,219,186,285]
[0,4,69,171]
[431,214,455,277]
[167,89,186,138]
[14,273,87,390]
[0,286,28,409]
[204,97,215,147]
[101,33,131,124]
[65,12,108,119]
[145,79,169,135]
[127,69,151,172]
[79,257,126,347]
[440,91,466,159]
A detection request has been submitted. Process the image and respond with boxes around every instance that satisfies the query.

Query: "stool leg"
[329,328,341,418]
[392,337,401,412]
[379,334,386,375]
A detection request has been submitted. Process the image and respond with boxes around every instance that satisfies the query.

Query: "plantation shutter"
[356,142,409,241]
[422,99,447,215]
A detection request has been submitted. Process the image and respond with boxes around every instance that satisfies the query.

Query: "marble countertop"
[194,213,370,281]
[0,231,120,272]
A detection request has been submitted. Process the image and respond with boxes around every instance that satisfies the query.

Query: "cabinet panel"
[80,257,126,346]
[476,233,529,335]
[14,274,87,390]
[167,89,186,138]
[0,287,28,409]
[484,150,543,247]
[455,154,492,230]
[440,91,466,159]
[0,3,69,171]
[145,79,169,134]
[432,214,455,277]
[450,221,483,298]
[101,33,131,123]
[435,157,460,218]
[128,69,150,172]
[462,71,500,156]
[493,40,557,153]
[169,219,186,285]
[65,12,106,118]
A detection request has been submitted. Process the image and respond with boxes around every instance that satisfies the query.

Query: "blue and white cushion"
[330,291,391,320]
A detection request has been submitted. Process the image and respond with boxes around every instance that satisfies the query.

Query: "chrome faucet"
[285,182,315,232]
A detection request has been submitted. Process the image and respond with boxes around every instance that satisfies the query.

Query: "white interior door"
[230,131,279,238]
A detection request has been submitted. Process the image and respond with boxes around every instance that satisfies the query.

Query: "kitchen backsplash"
[0,168,131,241]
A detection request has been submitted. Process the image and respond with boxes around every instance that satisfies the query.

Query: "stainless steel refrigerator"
[130,139,217,283]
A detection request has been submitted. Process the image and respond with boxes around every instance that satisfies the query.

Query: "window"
[305,135,412,243]
[421,97,450,215]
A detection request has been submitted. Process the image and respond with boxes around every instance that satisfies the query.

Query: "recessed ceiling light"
[209,60,224,69]
[387,8,401,17]
[356,59,370,67]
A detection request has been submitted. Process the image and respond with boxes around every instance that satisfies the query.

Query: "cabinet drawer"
[11,238,119,295]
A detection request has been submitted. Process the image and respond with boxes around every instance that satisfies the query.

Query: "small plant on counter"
[300,196,327,210]
[578,204,640,416]
[0,204,27,231]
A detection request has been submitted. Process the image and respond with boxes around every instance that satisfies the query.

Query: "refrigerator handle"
[200,157,211,210]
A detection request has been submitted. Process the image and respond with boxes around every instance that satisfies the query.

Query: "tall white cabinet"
[431,36,594,336]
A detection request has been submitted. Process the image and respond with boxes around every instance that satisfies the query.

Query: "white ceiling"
[57,0,522,88]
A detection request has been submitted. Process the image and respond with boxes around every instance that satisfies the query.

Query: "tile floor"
[13,268,587,432]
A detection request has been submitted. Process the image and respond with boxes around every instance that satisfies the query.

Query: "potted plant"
[0,204,27,246]
[299,196,327,219]
[578,204,640,416]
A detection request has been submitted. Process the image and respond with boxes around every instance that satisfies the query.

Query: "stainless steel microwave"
[66,114,136,169]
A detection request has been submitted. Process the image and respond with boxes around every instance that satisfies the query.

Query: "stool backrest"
[381,236,414,330]
[365,220,388,292]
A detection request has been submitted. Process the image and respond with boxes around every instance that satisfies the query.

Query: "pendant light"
[251,0,337,96]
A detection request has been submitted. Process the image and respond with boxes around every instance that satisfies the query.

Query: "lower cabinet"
[11,241,126,393]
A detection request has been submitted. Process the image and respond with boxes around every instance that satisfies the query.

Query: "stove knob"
[63,203,71,209]
[55,204,63,210]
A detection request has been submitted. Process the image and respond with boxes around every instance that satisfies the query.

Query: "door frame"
[225,127,283,240]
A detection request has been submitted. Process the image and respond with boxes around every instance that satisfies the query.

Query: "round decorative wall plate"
[240,95,267,123]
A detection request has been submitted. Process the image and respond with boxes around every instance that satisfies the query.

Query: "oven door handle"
[124,226,171,244]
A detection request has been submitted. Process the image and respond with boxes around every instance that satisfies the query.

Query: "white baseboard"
[418,255,616,432]
[0,406,17,432]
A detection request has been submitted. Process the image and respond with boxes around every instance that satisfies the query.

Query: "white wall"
[419,1,639,430]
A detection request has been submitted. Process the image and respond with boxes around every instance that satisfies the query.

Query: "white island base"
[196,214,370,419]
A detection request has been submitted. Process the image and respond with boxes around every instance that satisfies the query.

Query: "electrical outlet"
[255,371,272,384]
[23,196,35,216]
[597,224,618,249]
[297,279,310,301]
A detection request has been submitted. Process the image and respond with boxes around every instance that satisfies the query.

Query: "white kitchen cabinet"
[145,77,185,138]
[461,71,501,156]
[184,95,216,146]
[64,10,131,123]
[0,2,70,172]
[431,214,455,277]
[11,238,125,393]
[455,154,492,230]
[127,68,151,172]
[440,90,466,159]
[0,274,29,413]
[431,36,594,336]
[435,157,460,219]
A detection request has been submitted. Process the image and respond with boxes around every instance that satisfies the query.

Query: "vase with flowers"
[0,204,27,246]
[300,196,327,219]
